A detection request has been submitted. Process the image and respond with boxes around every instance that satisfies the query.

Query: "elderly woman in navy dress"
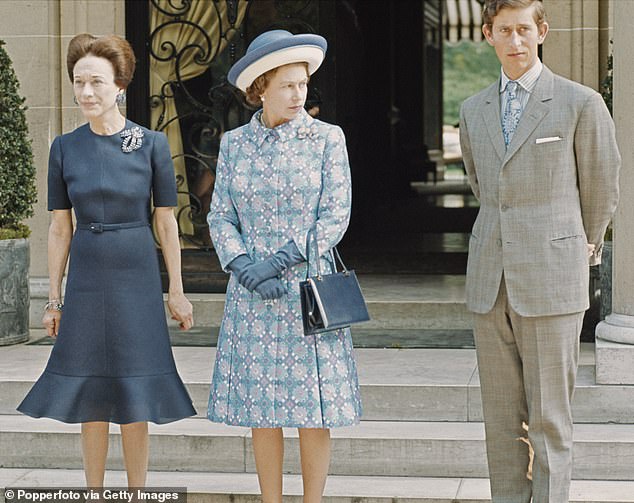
[207,30,362,502]
[18,34,196,487]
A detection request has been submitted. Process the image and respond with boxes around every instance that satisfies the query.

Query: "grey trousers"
[473,277,583,503]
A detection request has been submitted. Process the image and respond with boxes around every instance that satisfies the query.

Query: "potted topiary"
[0,39,37,345]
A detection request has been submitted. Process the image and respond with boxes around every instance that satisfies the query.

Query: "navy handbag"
[299,229,370,335]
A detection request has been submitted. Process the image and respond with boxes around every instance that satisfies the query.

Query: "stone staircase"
[28,275,474,331]
[4,275,634,501]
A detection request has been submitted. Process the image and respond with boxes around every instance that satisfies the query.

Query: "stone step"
[1,469,634,503]
[27,326,478,349]
[2,416,634,480]
[29,275,472,330]
[185,275,472,330]
[3,345,634,424]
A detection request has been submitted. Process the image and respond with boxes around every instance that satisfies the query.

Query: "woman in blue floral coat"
[207,30,362,502]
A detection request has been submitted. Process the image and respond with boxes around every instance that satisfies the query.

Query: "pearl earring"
[260,95,265,102]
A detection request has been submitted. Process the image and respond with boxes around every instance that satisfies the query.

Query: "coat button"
[501,204,509,211]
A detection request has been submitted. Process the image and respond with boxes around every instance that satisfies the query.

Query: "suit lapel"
[482,81,506,162]
[502,66,555,166]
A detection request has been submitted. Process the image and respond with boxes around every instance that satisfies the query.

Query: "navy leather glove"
[240,241,304,291]
[255,277,287,300]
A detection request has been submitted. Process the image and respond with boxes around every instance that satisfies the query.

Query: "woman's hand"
[42,310,62,338]
[154,208,193,330]
[240,260,280,291]
[255,277,287,300]
[44,210,72,340]
[168,292,194,331]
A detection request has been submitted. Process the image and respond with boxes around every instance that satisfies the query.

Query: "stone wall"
[0,0,618,280]
[0,0,124,278]
[543,0,613,91]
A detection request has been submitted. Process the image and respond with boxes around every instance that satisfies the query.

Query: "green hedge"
[444,40,500,126]
[0,39,36,240]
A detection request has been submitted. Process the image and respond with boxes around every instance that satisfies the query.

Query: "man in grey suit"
[459,0,620,501]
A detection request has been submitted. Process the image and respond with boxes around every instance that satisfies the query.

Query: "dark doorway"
[334,0,475,274]
[126,0,476,290]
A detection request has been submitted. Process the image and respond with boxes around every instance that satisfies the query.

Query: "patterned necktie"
[502,81,522,146]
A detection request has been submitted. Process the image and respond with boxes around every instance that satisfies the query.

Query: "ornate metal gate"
[126,0,327,291]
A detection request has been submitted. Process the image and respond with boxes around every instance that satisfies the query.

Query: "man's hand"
[587,243,596,258]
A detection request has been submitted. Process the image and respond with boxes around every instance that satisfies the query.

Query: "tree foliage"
[444,40,500,126]
[0,40,36,239]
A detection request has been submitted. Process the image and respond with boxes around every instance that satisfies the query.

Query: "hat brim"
[229,35,327,92]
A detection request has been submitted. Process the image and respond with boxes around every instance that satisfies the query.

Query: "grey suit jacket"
[459,65,620,316]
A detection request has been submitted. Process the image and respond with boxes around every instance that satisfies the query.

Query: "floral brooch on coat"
[120,126,144,153]
[296,124,319,140]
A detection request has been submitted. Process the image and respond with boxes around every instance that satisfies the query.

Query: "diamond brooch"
[297,124,319,140]
[120,126,144,153]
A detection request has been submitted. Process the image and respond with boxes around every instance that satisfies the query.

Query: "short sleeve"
[47,136,72,210]
[151,131,178,207]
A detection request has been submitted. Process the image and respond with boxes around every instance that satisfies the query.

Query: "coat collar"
[482,64,555,165]
[248,107,316,146]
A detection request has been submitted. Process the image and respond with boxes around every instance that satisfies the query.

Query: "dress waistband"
[76,221,150,233]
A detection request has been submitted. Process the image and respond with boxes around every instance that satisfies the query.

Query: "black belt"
[77,221,149,233]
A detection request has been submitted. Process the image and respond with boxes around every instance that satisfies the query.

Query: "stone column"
[543,0,606,91]
[0,1,63,278]
[595,0,634,384]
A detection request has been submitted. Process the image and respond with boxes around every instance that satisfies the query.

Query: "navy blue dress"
[18,120,196,424]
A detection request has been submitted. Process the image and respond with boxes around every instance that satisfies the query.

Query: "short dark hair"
[67,33,136,88]
[483,0,546,27]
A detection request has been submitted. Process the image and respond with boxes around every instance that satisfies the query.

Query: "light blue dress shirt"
[500,59,544,121]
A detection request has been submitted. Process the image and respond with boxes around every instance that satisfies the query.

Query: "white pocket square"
[536,136,563,144]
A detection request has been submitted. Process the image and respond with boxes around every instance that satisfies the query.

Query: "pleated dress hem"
[17,369,196,425]
[207,412,362,429]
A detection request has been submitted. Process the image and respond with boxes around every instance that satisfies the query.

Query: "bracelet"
[44,300,63,312]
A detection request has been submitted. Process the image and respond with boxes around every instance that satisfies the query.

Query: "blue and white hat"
[228,30,327,92]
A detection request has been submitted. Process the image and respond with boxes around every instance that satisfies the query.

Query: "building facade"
[1,0,632,380]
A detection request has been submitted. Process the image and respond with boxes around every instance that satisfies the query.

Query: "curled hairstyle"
[67,33,136,88]
[244,62,310,107]
[245,68,277,107]
[483,0,546,27]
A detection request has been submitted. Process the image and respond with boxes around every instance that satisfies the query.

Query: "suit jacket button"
[501,204,509,211]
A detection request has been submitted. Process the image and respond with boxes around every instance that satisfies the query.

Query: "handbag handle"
[304,227,350,281]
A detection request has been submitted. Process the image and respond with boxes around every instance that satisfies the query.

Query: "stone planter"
[600,241,613,320]
[0,238,29,345]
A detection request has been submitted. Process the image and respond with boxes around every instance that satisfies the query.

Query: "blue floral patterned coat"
[207,109,362,428]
